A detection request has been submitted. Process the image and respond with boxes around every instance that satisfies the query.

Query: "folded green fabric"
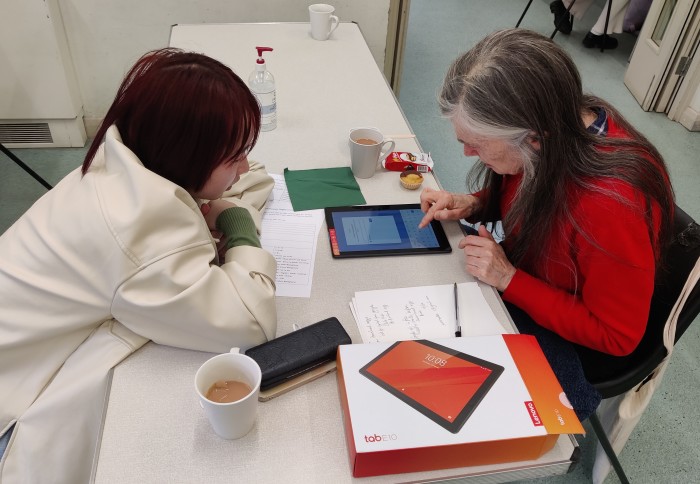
[283,167,366,211]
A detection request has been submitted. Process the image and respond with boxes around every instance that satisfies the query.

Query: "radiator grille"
[0,123,53,144]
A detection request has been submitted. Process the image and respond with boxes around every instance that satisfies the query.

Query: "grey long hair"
[440,28,673,276]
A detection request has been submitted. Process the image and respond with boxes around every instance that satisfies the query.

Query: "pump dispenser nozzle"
[255,46,273,64]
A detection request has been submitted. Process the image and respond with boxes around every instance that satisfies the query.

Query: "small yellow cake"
[400,170,424,190]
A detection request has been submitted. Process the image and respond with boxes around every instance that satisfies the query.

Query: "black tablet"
[324,204,451,258]
[359,340,504,434]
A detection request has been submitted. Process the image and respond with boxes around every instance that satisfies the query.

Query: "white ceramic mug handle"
[378,139,395,166]
[229,347,240,354]
[329,15,339,36]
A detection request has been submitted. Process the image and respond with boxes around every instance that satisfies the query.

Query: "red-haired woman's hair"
[82,48,261,192]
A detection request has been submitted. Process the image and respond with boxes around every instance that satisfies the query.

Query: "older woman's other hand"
[418,188,480,228]
[459,225,516,291]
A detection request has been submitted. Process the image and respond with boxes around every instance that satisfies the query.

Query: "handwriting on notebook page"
[350,283,507,343]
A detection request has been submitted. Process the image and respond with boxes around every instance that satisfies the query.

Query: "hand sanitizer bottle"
[248,46,276,131]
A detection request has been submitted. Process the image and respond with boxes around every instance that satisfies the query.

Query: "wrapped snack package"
[383,151,433,173]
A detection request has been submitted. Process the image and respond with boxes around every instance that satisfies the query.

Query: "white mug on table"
[349,127,395,179]
[194,348,261,440]
[309,4,340,40]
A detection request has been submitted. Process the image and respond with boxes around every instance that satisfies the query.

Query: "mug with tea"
[194,348,262,440]
[349,127,395,179]
[308,4,340,41]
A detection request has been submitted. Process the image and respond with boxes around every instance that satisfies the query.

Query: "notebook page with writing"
[350,282,508,343]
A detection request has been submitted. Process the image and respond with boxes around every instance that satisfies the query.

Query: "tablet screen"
[324,204,451,258]
[359,340,504,433]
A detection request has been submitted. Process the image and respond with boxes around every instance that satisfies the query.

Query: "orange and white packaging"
[383,151,434,173]
[336,334,584,478]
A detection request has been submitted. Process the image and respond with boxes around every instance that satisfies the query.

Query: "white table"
[93,23,578,483]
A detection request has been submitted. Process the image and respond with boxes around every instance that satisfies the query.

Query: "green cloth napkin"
[283,167,366,211]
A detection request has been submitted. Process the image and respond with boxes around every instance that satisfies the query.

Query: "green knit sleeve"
[215,206,262,250]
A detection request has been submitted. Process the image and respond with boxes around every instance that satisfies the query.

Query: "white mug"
[349,127,395,179]
[194,348,261,440]
[309,4,340,41]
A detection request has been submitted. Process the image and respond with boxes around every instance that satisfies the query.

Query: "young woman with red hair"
[0,48,277,481]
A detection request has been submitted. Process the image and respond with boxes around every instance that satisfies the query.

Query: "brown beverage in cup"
[206,379,252,403]
[355,138,378,145]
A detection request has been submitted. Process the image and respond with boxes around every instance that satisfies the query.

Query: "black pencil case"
[245,317,351,391]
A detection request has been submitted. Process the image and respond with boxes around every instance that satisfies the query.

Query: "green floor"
[1,145,87,235]
[1,1,699,482]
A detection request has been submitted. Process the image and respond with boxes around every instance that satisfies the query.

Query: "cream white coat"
[0,126,277,483]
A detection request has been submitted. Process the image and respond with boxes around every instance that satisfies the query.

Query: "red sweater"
[499,119,662,356]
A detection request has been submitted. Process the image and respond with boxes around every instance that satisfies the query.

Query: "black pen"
[454,282,462,337]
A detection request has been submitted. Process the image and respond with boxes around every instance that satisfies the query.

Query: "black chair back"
[575,204,700,397]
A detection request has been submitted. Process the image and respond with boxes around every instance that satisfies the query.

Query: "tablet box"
[336,334,584,478]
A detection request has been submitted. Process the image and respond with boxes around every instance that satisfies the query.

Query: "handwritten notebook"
[349,283,508,343]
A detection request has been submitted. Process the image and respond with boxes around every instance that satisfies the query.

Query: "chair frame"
[583,205,700,484]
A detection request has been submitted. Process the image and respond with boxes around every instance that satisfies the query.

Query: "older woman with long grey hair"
[419,28,674,419]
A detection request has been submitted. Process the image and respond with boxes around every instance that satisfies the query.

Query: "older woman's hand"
[418,187,481,228]
[459,225,516,292]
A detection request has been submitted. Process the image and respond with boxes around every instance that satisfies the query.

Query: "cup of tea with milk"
[349,127,395,178]
[194,348,262,439]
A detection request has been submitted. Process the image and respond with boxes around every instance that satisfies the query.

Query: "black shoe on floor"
[582,32,619,49]
[549,0,573,35]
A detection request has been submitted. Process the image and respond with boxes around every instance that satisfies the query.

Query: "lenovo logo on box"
[525,401,543,426]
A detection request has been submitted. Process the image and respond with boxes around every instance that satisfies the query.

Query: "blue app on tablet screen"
[342,216,403,246]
